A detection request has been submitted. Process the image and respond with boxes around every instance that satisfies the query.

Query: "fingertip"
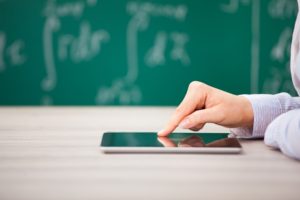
[157,129,170,136]
[157,129,166,136]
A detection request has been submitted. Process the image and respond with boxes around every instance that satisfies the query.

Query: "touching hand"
[157,81,254,136]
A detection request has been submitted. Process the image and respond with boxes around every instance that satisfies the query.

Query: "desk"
[0,107,299,200]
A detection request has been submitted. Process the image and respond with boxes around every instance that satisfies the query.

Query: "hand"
[157,81,254,136]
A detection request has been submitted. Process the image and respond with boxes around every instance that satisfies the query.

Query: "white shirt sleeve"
[229,93,300,160]
[230,93,300,137]
[264,109,300,160]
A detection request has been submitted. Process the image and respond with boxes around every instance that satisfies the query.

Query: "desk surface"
[0,107,299,200]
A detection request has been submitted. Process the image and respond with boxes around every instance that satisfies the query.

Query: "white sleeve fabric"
[230,93,300,138]
[229,93,300,159]
[264,109,300,160]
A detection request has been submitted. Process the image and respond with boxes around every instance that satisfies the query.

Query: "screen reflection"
[158,135,241,148]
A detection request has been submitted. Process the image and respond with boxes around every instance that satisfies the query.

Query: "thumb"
[179,107,221,129]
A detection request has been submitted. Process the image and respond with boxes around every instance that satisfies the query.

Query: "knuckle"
[187,116,196,126]
[189,81,205,90]
[191,111,205,126]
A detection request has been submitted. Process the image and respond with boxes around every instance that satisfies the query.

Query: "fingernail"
[179,119,190,128]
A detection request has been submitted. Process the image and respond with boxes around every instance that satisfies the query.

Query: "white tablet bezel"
[100,146,242,153]
[100,132,242,154]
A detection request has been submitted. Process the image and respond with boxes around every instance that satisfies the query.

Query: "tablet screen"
[101,132,241,148]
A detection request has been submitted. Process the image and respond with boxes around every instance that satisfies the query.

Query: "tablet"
[100,132,242,153]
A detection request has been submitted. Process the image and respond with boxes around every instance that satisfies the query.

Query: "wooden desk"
[0,107,299,200]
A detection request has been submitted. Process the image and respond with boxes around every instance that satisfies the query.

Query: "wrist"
[239,96,254,128]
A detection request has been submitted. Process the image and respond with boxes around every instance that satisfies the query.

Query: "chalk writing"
[271,27,292,62]
[42,0,109,104]
[268,0,297,19]
[1,0,297,105]
[221,0,260,93]
[262,0,297,95]
[145,31,190,67]
[58,22,110,63]
[145,31,167,67]
[220,0,250,13]
[0,32,26,72]
[170,32,190,66]
[96,1,189,104]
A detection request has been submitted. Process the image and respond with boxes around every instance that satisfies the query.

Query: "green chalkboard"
[0,0,297,105]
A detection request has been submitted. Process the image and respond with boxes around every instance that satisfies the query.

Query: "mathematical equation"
[263,0,297,95]
[0,0,297,105]
[221,0,297,94]
[0,32,26,72]
[0,0,190,105]
[96,1,190,104]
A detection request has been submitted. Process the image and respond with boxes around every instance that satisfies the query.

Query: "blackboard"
[0,0,297,105]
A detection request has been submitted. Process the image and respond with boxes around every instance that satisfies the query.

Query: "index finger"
[157,83,206,136]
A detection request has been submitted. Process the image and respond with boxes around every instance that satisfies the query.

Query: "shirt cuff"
[230,94,284,138]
